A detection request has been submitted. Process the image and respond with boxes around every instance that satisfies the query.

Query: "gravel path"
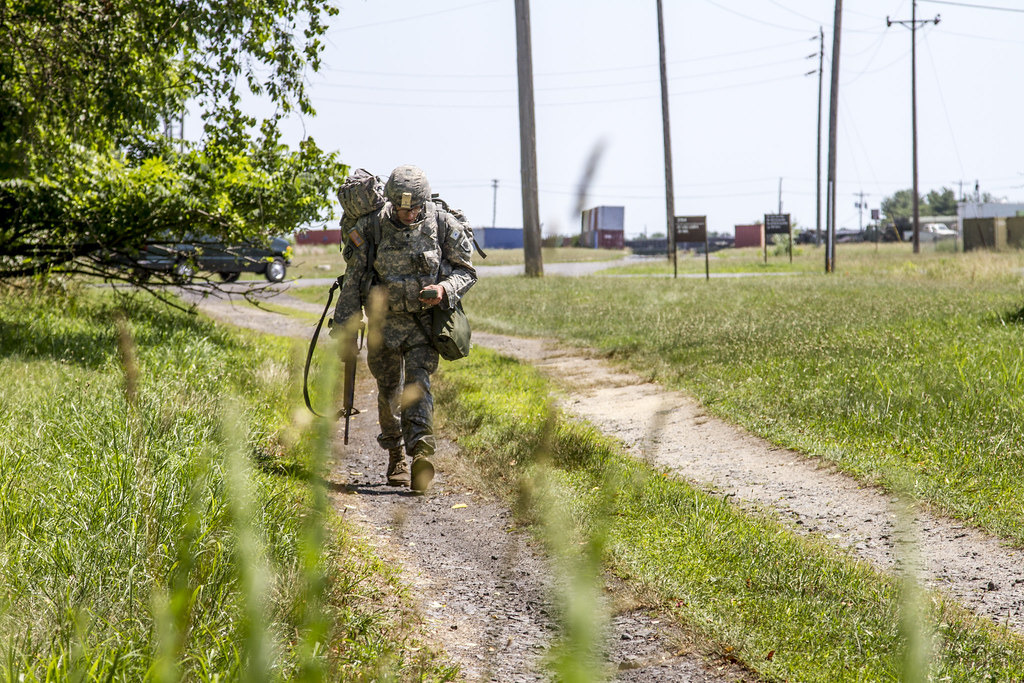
[193,289,746,681]
[471,332,1024,635]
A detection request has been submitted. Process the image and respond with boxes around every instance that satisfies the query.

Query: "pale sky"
[215,0,1024,238]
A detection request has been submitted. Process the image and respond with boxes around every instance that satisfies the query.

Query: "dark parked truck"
[128,236,293,283]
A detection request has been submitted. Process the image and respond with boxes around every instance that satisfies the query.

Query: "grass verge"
[465,247,1024,546]
[0,283,455,681]
[435,347,1024,681]
[604,241,975,276]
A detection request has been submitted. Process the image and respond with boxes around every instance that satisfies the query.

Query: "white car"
[919,223,957,241]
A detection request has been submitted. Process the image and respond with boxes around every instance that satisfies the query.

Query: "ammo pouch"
[419,301,471,361]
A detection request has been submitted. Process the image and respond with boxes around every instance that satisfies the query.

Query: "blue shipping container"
[476,227,524,249]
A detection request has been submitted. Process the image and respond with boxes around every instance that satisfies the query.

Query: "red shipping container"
[597,229,624,249]
[296,229,342,245]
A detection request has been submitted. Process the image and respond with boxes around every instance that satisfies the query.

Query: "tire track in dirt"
[471,331,1024,636]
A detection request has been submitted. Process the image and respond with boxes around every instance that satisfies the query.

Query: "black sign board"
[764,213,791,235]
[674,215,707,242]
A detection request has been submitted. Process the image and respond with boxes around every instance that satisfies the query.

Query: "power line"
[919,0,1024,12]
[841,43,915,85]
[703,0,880,35]
[329,0,500,33]
[936,29,1024,44]
[318,38,813,79]
[764,0,824,25]
[312,55,812,96]
[921,31,966,179]
[700,0,820,33]
[312,72,809,108]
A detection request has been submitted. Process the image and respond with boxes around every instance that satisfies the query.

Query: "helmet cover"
[384,165,431,209]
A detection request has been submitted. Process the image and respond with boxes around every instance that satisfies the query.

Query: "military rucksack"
[336,168,486,260]
[336,168,385,242]
[333,170,482,361]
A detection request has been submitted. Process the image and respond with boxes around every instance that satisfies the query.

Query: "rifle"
[338,320,364,444]
[303,276,364,444]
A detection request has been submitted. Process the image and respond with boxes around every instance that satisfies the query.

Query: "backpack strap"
[434,203,450,245]
[432,195,487,259]
[360,211,383,297]
[434,202,487,259]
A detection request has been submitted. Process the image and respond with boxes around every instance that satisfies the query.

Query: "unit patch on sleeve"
[348,229,364,247]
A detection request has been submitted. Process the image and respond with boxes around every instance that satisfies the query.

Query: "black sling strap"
[303,276,349,420]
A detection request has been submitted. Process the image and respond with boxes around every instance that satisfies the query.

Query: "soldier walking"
[332,165,477,492]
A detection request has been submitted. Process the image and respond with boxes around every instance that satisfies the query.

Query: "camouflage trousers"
[366,313,439,456]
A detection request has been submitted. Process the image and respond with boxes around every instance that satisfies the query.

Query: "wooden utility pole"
[656,0,676,278]
[887,2,940,255]
[514,0,543,277]
[854,190,868,231]
[825,1,842,273]
[815,26,824,247]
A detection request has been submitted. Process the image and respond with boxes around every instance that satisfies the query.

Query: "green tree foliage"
[925,188,958,216]
[882,186,960,222]
[0,0,346,284]
[881,189,923,221]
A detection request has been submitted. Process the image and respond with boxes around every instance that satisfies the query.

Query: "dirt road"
[195,290,744,681]
[471,332,1024,636]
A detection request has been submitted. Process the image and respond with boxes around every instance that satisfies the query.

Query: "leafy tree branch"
[0,0,346,289]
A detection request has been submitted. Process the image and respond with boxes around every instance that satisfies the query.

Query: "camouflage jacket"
[333,200,477,327]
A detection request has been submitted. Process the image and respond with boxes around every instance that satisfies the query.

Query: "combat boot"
[410,446,435,493]
[386,447,410,487]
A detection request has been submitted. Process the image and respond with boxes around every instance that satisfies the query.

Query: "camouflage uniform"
[333,170,476,467]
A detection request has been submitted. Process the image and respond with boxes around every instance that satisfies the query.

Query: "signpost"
[764,213,792,264]
[674,215,709,280]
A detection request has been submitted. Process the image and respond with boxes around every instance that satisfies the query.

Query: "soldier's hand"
[418,284,444,307]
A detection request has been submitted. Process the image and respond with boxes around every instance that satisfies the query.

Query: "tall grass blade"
[896,497,935,683]
[222,400,274,683]
[294,336,342,683]
[152,450,214,683]
[528,407,610,682]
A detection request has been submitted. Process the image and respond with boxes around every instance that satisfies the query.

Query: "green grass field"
[9,239,1024,680]
[465,243,1024,545]
[608,238,973,276]
[0,285,455,681]
[434,347,1024,681]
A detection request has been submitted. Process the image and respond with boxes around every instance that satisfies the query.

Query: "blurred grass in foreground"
[436,348,1024,681]
[466,245,1024,545]
[0,284,456,681]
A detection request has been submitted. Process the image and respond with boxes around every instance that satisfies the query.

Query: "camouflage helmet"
[384,165,431,210]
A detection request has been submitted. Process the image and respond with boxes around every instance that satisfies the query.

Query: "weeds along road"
[188,285,746,681]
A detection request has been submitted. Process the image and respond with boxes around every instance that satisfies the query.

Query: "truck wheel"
[218,272,240,283]
[265,258,286,283]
